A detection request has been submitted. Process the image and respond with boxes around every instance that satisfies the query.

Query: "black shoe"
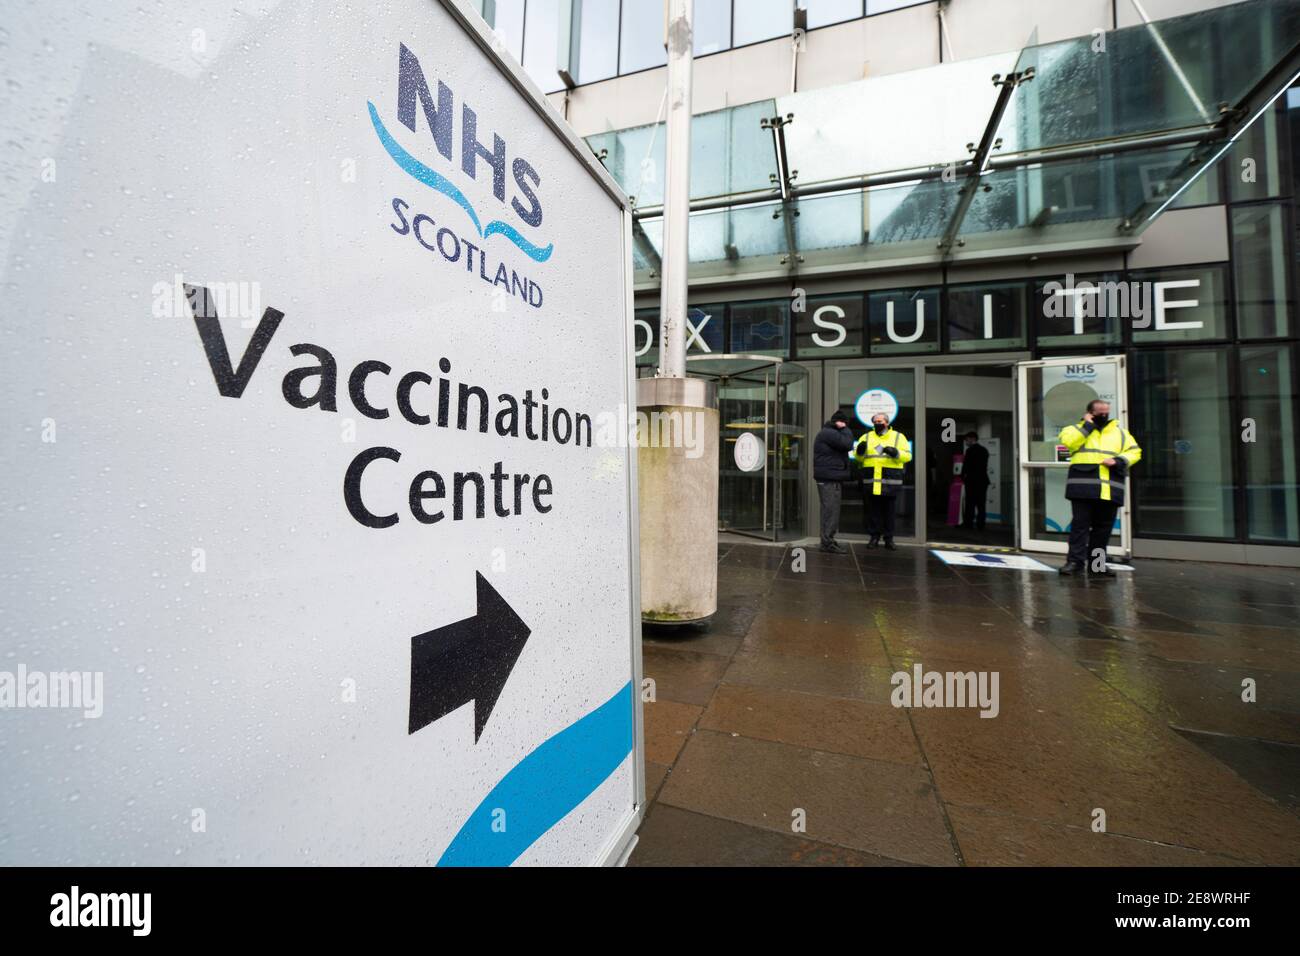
[884,540,897,551]
[1058,562,1083,576]
[830,542,847,554]
[866,538,879,549]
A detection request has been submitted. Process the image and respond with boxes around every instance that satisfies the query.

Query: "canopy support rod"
[762,113,802,273]
[936,68,1033,258]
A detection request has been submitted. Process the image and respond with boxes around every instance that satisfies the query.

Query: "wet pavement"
[630,541,1300,866]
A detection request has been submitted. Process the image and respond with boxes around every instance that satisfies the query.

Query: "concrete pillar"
[637,378,718,623]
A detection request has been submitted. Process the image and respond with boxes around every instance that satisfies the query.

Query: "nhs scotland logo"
[370,43,550,308]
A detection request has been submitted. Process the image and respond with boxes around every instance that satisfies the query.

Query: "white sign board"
[0,0,641,866]
[855,388,899,426]
[734,432,765,472]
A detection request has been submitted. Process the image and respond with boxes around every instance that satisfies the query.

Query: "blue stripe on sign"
[437,681,634,866]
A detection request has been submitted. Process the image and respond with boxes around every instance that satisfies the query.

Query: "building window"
[1230,103,1286,202]
[1032,273,1125,348]
[1241,345,1300,543]
[803,1,863,29]
[1131,348,1236,539]
[572,0,620,84]
[522,0,565,93]
[866,288,940,354]
[732,0,794,47]
[1129,264,1230,344]
[694,0,732,55]
[1232,203,1292,339]
[946,282,1027,352]
[795,293,863,358]
[489,0,527,63]
[687,303,727,354]
[633,306,658,368]
[867,0,926,12]
[619,0,667,73]
[730,299,791,356]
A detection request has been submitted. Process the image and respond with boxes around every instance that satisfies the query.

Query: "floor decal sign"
[0,0,642,866]
[931,551,1059,571]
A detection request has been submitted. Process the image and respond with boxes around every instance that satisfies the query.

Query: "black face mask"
[1093,414,1110,428]
[873,422,887,435]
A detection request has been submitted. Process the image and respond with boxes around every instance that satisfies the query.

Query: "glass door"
[691,355,810,543]
[925,364,1016,548]
[833,366,919,541]
[717,370,772,539]
[1015,356,1131,557]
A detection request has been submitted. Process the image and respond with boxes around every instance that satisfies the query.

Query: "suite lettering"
[186,286,592,529]
[790,279,1204,353]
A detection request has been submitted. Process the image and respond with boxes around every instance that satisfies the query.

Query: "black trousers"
[963,482,989,529]
[816,481,842,548]
[1066,498,1119,567]
[866,494,897,541]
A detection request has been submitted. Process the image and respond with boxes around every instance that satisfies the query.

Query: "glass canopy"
[591,0,1300,283]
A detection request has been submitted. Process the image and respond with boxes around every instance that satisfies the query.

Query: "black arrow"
[408,572,532,741]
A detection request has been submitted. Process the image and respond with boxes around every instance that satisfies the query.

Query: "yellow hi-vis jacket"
[1058,419,1142,505]
[852,428,912,497]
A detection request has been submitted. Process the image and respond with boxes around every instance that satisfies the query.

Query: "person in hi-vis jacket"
[852,412,912,551]
[1057,399,1142,576]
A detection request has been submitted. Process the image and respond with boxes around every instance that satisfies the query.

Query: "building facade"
[473,0,1300,566]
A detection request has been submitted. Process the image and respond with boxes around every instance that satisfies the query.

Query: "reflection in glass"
[804,0,863,29]
[1032,273,1124,348]
[1232,203,1292,338]
[573,0,620,84]
[490,0,527,62]
[686,303,727,353]
[731,299,791,355]
[1241,346,1299,542]
[1130,265,1228,343]
[620,0,667,73]
[1131,349,1235,539]
[695,0,732,55]
[998,1,1300,154]
[795,293,863,358]
[1229,103,1285,201]
[947,282,1028,351]
[633,307,659,370]
[733,0,794,46]
[867,288,941,355]
[522,0,564,93]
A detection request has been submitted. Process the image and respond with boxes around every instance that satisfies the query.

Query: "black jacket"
[963,442,990,488]
[813,421,854,482]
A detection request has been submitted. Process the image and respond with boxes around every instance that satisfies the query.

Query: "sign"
[0,0,641,866]
[931,551,1057,572]
[733,432,765,472]
[854,388,900,426]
